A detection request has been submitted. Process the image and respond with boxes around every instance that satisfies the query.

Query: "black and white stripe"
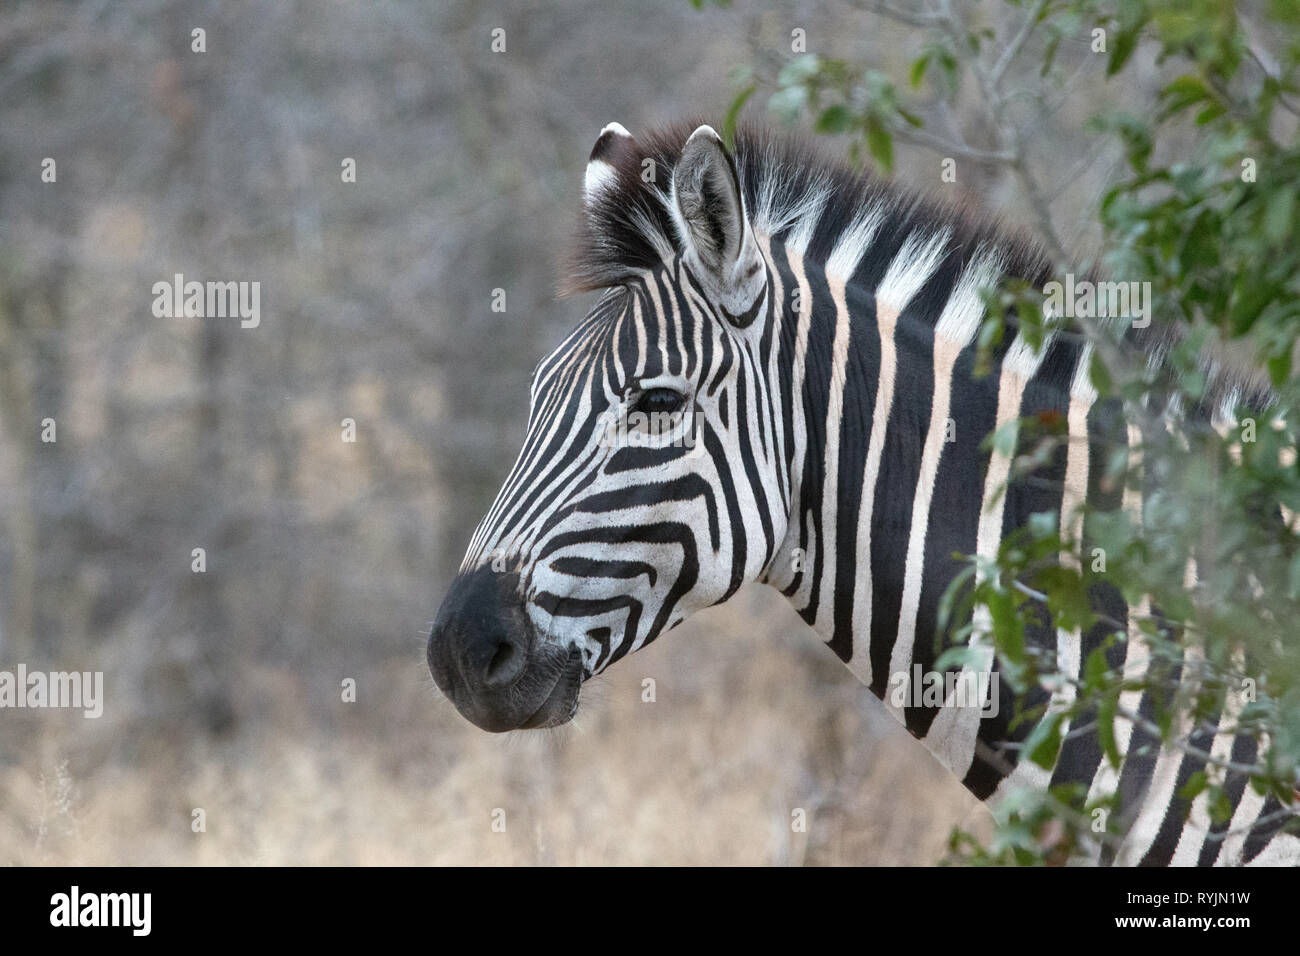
[456,120,1297,865]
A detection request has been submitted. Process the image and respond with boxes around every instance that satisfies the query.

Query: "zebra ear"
[584,122,636,204]
[671,125,765,320]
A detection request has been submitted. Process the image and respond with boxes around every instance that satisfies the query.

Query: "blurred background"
[0,0,1145,864]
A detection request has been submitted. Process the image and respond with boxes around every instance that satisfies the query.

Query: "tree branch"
[990,0,1048,91]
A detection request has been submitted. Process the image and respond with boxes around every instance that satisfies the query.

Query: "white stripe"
[656,273,670,372]
[1087,424,1148,808]
[817,272,855,649]
[851,230,949,701]
[1114,642,1203,865]
[1211,385,1242,433]
[633,283,650,378]
[875,229,951,312]
[1047,345,1098,745]
[1242,833,1300,865]
[755,234,790,517]
[807,211,889,660]
[1217,771,1269,865]
[889,251,1002,734]
[924,331,1053,771]
[824,204,888,280]
[663,267,686,375]
[1170,656,1245,865]
[752,159,832,241]
[782,189,828,256]
[783,245,817,613]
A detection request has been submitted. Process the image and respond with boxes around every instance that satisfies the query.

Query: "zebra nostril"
[482,637,526,688]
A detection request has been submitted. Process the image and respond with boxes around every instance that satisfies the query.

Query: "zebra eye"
[633,387,687,416]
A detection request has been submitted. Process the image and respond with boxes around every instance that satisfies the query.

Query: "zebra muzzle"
[427,566,582,732]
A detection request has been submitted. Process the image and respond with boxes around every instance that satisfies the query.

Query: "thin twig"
[1202,806,1299,843]
[889,124,1014,163]
[852,0,944,29]
[990,0,1048,91]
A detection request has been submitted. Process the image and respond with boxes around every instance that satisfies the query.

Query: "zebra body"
[428,120,1298,866]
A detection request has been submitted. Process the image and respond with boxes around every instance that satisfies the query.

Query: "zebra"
[427,119,1299,866]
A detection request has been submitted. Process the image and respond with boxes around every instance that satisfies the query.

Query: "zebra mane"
[564,118,1052,296]
[563,118,1273,422]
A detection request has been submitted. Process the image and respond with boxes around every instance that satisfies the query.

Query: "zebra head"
[428,123,790,731]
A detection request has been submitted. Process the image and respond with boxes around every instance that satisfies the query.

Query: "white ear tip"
[586,123,634,200]
[686,124,722,145]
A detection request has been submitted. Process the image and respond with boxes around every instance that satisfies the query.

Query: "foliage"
[708,0,1300,863]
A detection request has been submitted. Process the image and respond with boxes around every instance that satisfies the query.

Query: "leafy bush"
[707,0,1300,864]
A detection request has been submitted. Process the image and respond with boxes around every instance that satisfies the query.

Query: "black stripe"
[829,281,878,665]
[794,260,840,646]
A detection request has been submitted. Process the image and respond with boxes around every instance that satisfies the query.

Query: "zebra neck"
[761,234,1105,798]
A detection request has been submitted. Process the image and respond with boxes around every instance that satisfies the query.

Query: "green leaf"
[722,84,757,150]
[1195,102,1226,125]
[1180,770,1209,800]
[864,115,893,172]
[937,563,977,634]
[909,52,930,89]
[1108,30,1139,76]
[1161,74,1210,115]
[1084,647,1109,692]
[1024,712,1064,770]
[1089,350,1115,396]
[988,588,1029,689]
[934,645,977,672]
[1038,565,1093,632]
[1268,347,1292,387]
[1097,693,1120,768]
[897,107,925,128]
[1209,787,1233,824]
[815,103,854,134]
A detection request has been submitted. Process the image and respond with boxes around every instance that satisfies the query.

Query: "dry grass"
[0,587,984,865]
